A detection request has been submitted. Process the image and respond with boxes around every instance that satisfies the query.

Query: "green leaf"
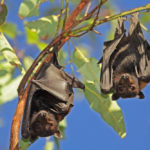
[0,4,8,26]
[18,0,45,19]
[20,138,30,150]
[72,47,89,68]
[85,81,126,138]
[44,141,54,150]
[106,20,117,40]
[23,56,34,71]
[72,47,126,138]
[78,58,100,90]
[0,73,11,85]
[0,33,25,75]
[0,61,14,85]
[0,23,17,38]
[25,15,58,39]
[141,13,150,24]
[25,28,47,50]
[0,33,18,63]
[58,50,67,66]
[0,75,22,104]
[49,0,54,2]
[59,119,67,139]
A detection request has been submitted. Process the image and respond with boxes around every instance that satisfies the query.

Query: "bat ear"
[137,91,145,99]
[112,93,120,100]
[54,130,63,139]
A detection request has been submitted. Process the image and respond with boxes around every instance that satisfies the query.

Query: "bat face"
[112,73,144,100]
[30,110,58,140]
[28,89,65,140]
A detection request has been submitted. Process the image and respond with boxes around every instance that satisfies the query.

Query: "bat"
[99,13,150,100]
[21,51,85,141]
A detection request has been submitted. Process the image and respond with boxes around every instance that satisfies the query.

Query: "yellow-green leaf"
[20,138,30,150]
[18,0,44,19]
[0,23,17,38]
[0,75,22,104]
[58,50,67,66]
[85,81,126,138]
[72,47,89,68]
[58,119,67,139]
[140,13,150,24]
[23,56,34,71]
[0,33,25,75]
[0,61,14,85]
[25,15,58,39]
[25,28,47,50]
[44,141,54,150]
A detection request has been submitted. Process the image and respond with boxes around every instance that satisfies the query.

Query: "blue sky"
[0,0,150,150]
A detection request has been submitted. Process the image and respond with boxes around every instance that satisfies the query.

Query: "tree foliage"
[0,0,150,150]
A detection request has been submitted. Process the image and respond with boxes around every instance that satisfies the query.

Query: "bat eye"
[118,87,124,93]
[50,122,54,127]
[130,85,135,91]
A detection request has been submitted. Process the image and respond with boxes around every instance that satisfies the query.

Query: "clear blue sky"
[0,0,150,150]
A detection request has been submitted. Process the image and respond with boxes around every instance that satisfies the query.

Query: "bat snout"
[120,74,129,82]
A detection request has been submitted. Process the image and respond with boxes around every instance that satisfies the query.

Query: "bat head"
[112,73,144,100]
[30,110,60,140]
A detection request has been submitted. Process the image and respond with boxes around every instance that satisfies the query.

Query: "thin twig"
[69,0,102,37]
[75,0,107,26]
[62,0,69,31]
[92,29,102,36]
[54,0,64,38]
[84,1,91,16]
[88,0,102,31]
[67,41,74,76]
[54,137,60,150]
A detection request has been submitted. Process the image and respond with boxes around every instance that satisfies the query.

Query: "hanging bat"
[21,51,85,141]
[99,13,150,100]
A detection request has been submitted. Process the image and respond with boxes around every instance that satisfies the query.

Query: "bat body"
[21,52,84,141]
[100,13,150,100]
